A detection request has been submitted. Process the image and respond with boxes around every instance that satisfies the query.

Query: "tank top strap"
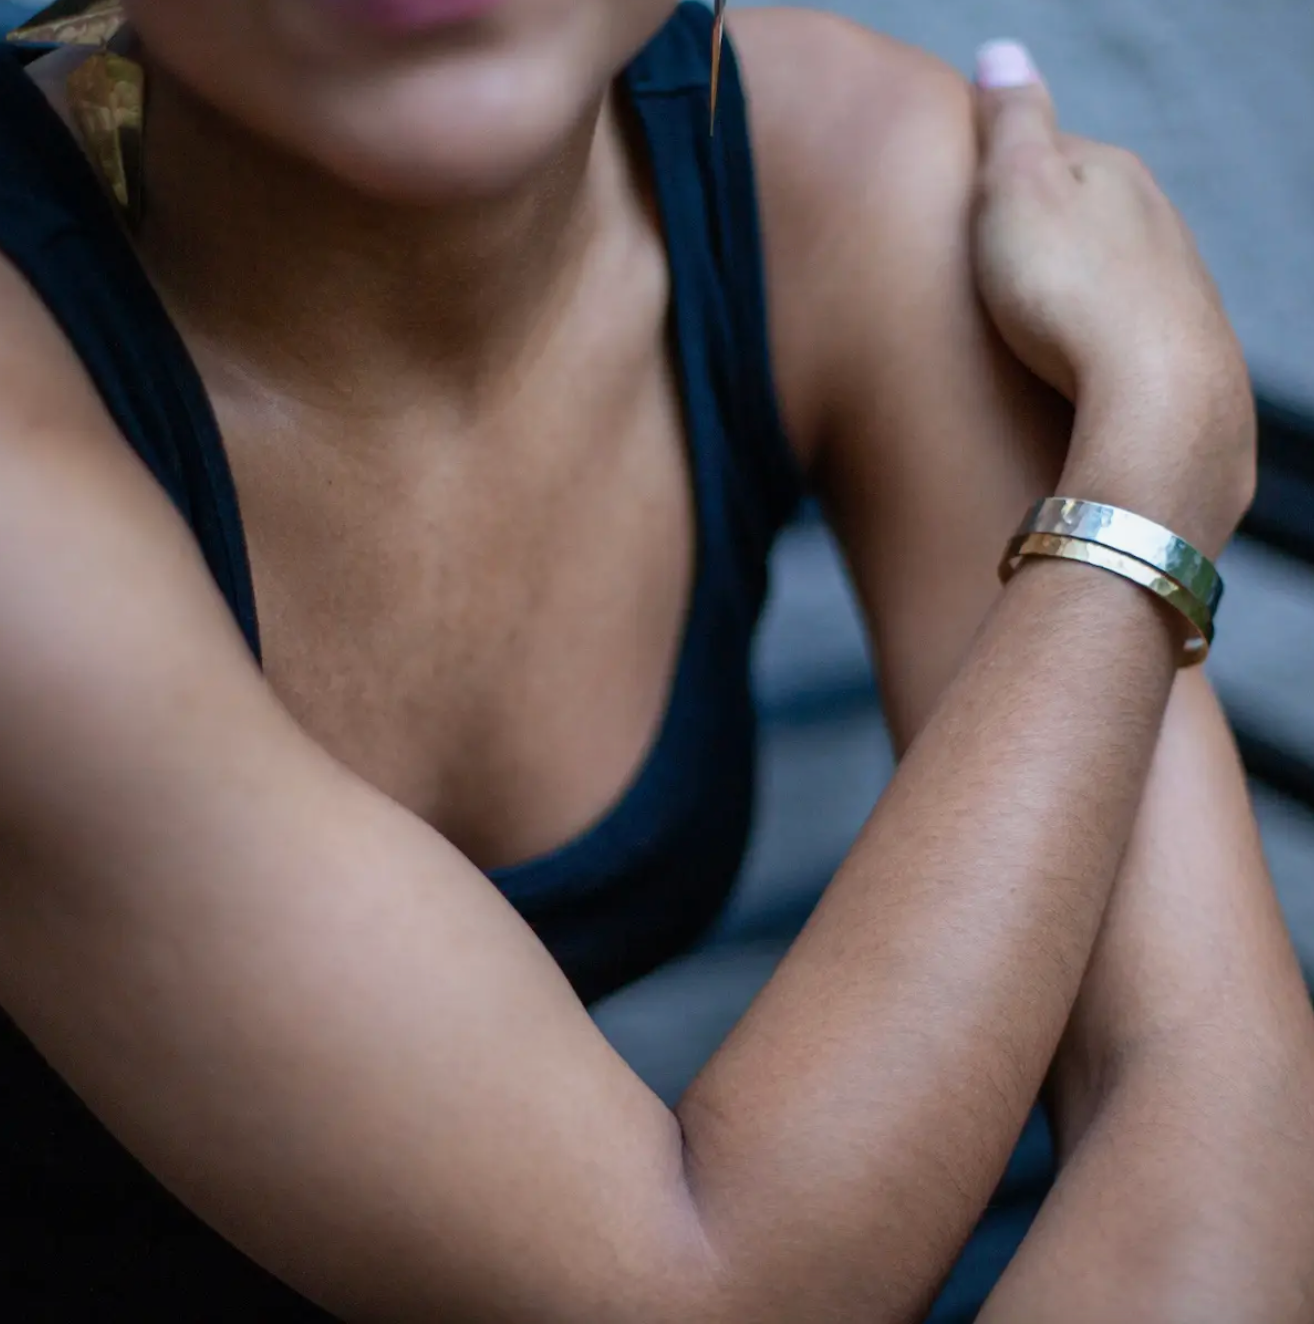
[0,48,262,663]
[0,7,802,664]
[623,3,804,592]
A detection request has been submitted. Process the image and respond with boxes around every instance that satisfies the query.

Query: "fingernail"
[975,40,1040,89]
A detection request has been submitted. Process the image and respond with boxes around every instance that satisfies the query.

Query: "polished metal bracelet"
[998,498,1225,667]
[1001,532,1214,664]
[1021,498,1224,616]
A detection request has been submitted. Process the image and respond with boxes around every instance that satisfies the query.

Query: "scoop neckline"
[15,44,716,890]
[487,67,714,889]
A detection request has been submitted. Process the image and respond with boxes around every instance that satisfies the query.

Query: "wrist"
[1058,452,1223,566]
[1053,466,1223,565]
[1066,365,1254,561]
[1006,546,1191,668]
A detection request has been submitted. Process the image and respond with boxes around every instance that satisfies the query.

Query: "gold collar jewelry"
[7,2,143,226]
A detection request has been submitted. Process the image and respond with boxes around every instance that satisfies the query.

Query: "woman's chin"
[279,55,594,203]
[124,0,681,207]
[312,107,588,205]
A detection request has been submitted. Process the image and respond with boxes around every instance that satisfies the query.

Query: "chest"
[213,311,696,873]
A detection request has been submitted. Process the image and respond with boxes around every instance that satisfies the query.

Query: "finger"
[974,41,1060,159]
[1058,131,1093,181]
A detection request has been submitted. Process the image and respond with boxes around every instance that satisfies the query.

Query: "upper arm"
[0,259,700,1319]
[734,11,1072,746]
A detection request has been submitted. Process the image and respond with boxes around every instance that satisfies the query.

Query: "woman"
[0,0,1310,1319]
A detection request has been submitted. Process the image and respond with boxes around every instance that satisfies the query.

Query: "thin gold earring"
[8,2,144,226]
[709,0,726,136]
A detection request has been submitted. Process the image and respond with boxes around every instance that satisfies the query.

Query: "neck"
[135,66,628,413]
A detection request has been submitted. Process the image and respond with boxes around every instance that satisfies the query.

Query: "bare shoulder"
[728,7,972,178]
[0,254,267,828]
[0,252,179,546]
[727,7,982,462]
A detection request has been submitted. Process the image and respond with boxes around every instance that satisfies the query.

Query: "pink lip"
[322,0,504,35]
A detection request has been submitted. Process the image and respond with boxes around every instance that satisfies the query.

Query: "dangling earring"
[709,0,726,137]
[8,2,144,227]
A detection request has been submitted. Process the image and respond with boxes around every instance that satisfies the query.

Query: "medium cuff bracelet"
[998,498,1224,667]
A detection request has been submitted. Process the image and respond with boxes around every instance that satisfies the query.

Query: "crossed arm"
[0,14,1311,1324]
[740,11,1314,1316]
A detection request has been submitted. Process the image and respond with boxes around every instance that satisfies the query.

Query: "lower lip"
[321,0,504,35]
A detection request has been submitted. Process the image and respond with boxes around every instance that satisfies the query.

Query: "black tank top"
[0,5,803,1315]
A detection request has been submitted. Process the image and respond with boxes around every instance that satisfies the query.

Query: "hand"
[971,41,1255,555]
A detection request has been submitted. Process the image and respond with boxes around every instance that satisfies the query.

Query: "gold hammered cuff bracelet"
[999,498,1225,666]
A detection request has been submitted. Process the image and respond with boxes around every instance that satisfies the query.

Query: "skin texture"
[0,1,1309,1319]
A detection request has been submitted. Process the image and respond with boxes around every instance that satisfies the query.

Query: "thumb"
[974,41,1059,160]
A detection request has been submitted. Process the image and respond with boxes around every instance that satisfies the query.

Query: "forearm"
[681,542,1179,1318]
[981,671,1314,1321]
[1051,671,1314,1151]
[985,1058,1314,1324]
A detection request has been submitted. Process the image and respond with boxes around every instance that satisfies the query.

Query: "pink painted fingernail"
[975,40,1040,89]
